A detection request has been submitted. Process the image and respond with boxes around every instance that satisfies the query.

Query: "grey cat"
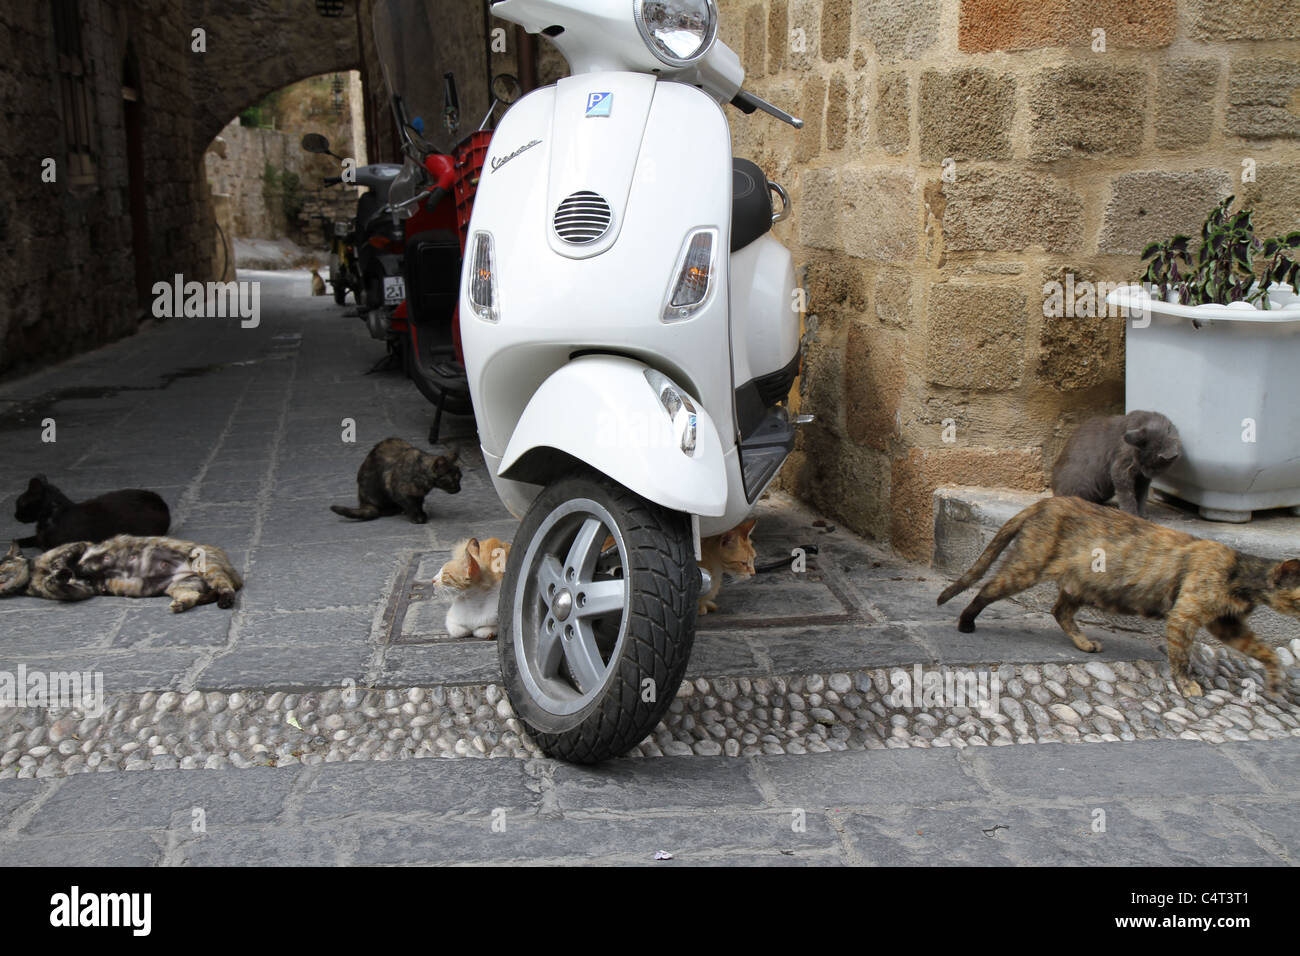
[1050,410,1182,518]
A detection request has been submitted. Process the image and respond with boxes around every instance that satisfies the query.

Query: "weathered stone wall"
[206,121,306,240]
[719,0,1300,559]
[0,0,216,375]
[204,73,364,245]
[0,1,363,375]
[358,0,497,163]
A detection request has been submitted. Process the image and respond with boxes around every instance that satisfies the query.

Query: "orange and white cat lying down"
[434,537,511,638]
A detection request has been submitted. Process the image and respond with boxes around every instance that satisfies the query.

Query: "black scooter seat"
[732,158,773,253]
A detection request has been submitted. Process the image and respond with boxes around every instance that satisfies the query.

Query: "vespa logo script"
[490,139,542,174]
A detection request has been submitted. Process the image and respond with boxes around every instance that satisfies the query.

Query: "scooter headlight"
[468,231,499,322]
[634,0,718,67]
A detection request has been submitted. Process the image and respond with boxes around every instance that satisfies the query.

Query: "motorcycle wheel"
[498,471,698,763]
[330,266,347,305]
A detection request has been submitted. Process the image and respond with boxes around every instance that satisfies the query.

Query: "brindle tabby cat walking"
[331,438,461,523]
[0,535,242,612]
[938,496,1300,698]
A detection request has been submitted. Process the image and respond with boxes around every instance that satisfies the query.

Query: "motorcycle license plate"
[334,221,348,237]
[383,276,405,305]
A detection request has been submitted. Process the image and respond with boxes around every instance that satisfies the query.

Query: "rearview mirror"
[301,133,331,154]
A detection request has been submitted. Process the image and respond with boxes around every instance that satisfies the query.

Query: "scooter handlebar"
[731,90,803,129]
[323,176,343,186]
[367,185,449,232]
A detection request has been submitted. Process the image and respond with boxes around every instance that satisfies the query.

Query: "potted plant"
[1107,197,1300,522]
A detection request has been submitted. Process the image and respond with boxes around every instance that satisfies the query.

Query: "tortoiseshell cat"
[331,438,461,523]
[938,496,1300,697]
[698,519,757,616]
[0,535,242,612]
[434,537,511,638]
[14,475,170,550]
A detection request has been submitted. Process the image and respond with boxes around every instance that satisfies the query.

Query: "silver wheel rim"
[513,498,630,716]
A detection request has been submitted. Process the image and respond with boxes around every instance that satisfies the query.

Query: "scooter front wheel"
[498,471,699,763]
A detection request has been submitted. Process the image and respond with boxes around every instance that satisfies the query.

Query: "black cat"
[13,475,171,550]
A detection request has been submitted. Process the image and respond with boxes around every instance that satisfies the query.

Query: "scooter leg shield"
[496,355,729,518]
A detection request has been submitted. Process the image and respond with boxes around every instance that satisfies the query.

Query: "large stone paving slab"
[2,736,1296,865]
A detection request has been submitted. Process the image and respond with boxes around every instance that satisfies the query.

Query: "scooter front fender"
[497,355,728,517]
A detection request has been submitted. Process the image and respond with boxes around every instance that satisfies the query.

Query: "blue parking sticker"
[586,92,612,117]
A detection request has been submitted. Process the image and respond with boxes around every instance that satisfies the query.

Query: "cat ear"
[27,475,46,490]
[1272,559,1300,588]
[738,518,757,537]
[465,550,481,579]
[445,446,460,465]
[1122,429,1145,447]
[5,541,20,559]
[466,538,481,557]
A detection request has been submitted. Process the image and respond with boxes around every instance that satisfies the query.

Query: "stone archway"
[185,0,363,155]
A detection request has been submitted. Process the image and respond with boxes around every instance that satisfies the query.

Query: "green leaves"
[1139,196,1298,308]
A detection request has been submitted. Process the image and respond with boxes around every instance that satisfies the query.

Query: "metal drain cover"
[383,551,865,644]
[382,550,497,646]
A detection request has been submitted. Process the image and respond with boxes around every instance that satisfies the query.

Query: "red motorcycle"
[377,61,518,440]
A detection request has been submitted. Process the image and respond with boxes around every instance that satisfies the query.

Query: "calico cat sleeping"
[331,438,461,523]
[434,537,511,638]
[14,475,170,550]
[0,535,243,612]
[938,496,1299,697]
[697,519,757,616]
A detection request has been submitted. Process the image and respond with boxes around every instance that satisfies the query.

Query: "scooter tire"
[498,470,699,764]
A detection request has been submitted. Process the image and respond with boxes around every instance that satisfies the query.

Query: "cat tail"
[330,504,380,521]
[936,506,1033,605]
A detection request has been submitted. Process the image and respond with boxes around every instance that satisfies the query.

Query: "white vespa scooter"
[462,0,806,762]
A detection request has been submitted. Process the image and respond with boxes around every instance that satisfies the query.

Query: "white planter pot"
[1107,284,1300,522]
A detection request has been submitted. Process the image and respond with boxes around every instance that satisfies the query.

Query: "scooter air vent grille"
[554,191,612,244]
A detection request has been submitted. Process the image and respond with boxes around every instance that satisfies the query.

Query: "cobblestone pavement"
[0,272,1297,864]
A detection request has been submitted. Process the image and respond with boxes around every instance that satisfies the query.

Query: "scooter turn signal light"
[664,229,716,321]
[468,231,499,322]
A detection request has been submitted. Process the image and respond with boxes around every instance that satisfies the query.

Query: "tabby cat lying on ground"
[434,537,510,638]
[14,475,170,550]
[937,496,1299,698]
[330,438,461,523]
[698,519,757,616]
[0,535,242,613]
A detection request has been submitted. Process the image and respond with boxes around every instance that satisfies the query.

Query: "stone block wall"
[1,1,363,376]
[719,0,1300,559]
[0,0,215,376]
